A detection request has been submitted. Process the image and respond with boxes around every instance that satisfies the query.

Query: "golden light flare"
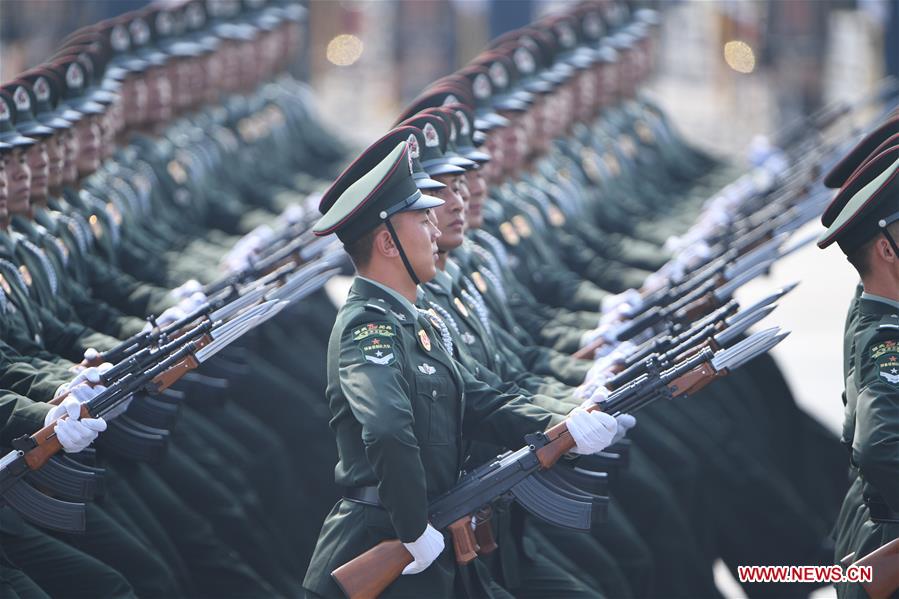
[326,34,364,67]
[723,40,756,74]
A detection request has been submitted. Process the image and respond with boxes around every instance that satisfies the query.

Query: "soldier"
[302,135,621,598]
[817,143,899,599]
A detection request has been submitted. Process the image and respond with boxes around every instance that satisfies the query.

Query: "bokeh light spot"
[326,34,363,67]
[723,40,755,74]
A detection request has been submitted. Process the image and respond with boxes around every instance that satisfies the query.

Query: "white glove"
[178,291,207,313]
[169,279,203,301]
[586,385,611,405]
[44,396,107,454]
[402,524,445,575]
[566,407,618,455]
[279,204,305,225]
[55,366,111,398]
[83,347,101,364]
[144,304,188,332]
[601,288,642,315]
[587,341,636,382]
[611,414,636,445]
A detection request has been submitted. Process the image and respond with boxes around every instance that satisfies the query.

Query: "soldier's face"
[25,141,49,203]
[221,41,242,92]
[186,57,206,108]
[483,132,504,184]
[497,112,526,174]
[238,40,259,91]
[45,133,64,192]
[432,173,466,251]
[62,128,79,184]
[203,53,223,102]
[99,111,117,157]
[0,156,8,220]
[172,58,193,111]
[7,148,31,214]
[122,76,148,126]
[390,209,440,283]
[463,169,486,230]
[146,66,173,124]
[75,117,101,177]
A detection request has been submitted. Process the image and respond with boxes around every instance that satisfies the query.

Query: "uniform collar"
[428,268,453,296]
[444,259,462,285]
[860,291,899,314]
[354,275,418,322]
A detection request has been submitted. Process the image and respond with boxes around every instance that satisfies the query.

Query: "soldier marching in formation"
[0,0,893,598]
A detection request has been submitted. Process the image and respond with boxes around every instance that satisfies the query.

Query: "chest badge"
[417,363,436,375]
[499,222,519,246]
[18,265,32,287]
[461,332,476,345]
[418,328,432,352]
[472,271,488,293]
[454,297,470,318]
[548,205,566,227]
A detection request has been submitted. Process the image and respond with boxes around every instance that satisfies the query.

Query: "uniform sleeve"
[853,330,899,511]
[338,317,429,543]
[84,253,174,316]
[459,364,564,450]
[0,390,51,446]
[36,305,120,362]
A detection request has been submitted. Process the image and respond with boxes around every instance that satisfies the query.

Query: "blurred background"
[2,1,895,594]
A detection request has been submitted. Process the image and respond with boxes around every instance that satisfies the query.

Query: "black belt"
[864,497,899,523]
[343,486,381,507]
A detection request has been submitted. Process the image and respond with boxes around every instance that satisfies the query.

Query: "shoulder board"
[363,302,388,315]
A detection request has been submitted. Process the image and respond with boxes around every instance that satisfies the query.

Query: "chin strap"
[384,217,421,286]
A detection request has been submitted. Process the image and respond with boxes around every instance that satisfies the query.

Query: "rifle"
[97,246,341,366]
[0,301,282,533]
[842,537,899,599]
[203,227,339,296]
[633,82,894,303]
[605,285,792,386]
[575,254,776,360]
[330,329,788,599]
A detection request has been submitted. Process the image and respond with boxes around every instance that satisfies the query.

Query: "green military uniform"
[303,138,563,598]
[817,140,899,598]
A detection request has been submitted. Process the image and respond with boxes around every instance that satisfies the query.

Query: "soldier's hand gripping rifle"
[331,329,789,599]
[0,301,284,533]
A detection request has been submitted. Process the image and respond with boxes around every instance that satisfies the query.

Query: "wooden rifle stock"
[676,292,717,323]
[849,538,899,599]
[331,514,483,599]
[150,334,212,392]
[332,540,413,599]
[667,362,722,397]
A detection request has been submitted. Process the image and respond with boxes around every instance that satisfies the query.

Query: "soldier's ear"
[875,236,896,263]
[373,227,398,259]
